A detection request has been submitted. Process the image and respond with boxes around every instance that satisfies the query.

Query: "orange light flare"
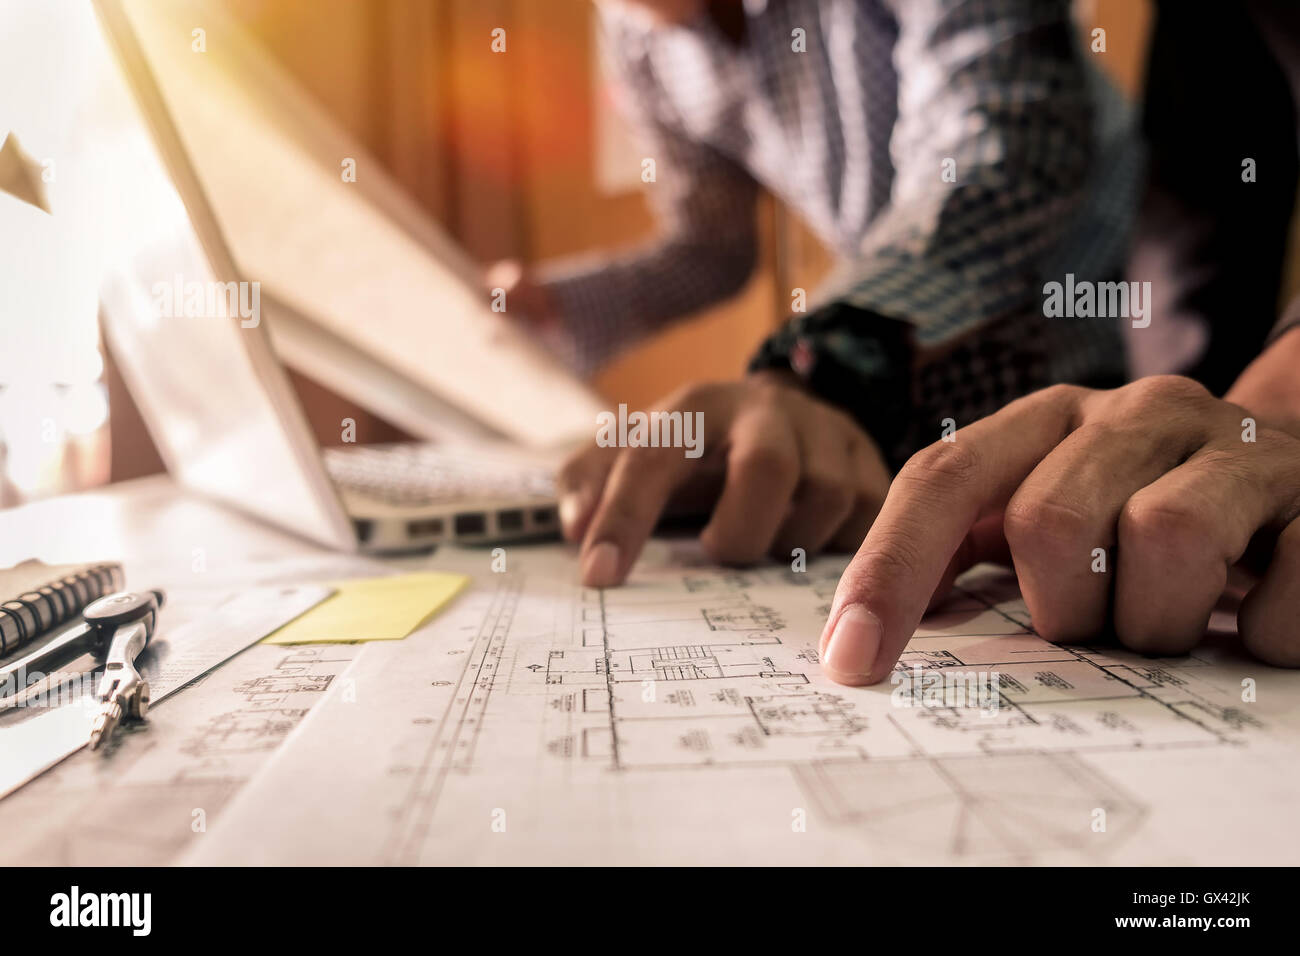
[439,18,597,189]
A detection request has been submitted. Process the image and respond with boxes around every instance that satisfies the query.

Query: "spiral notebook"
[0,561,124,660]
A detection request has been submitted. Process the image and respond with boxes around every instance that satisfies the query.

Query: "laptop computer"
[88,0,605,553]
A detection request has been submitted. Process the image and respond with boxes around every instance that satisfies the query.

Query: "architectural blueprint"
[0,639,359,865]
[184,542,1300,866]
[0,554,389,865]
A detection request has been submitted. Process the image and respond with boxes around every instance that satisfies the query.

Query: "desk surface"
[3,478,1299,866]
[0,475,330,576]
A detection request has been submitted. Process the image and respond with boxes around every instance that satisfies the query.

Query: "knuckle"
[1016,382,1089,424]
[1118,494,1210,558]
[900,440,982,493]
[1003,493,1095,559]
[1038,383,1089,408]
[1124,374,1210,410]
[731,443,797,481]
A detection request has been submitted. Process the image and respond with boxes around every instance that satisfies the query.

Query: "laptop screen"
[88,0,356,549]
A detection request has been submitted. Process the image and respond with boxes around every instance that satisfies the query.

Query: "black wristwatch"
[749,302,916,472]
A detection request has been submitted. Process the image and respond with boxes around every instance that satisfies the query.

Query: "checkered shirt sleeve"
[753,0,1098,465]
[537,12,761,375]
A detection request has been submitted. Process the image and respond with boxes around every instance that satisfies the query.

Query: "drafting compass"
[85,589,165,749]
[0,588,165,748]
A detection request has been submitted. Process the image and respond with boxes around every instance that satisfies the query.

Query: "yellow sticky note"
[262,572,468,645]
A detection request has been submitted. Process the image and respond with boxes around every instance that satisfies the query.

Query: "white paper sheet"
[182,542,1300,866]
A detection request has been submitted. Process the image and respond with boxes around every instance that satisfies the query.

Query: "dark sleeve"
[1124,0,1300,394]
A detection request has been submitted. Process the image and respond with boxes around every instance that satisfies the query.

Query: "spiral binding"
[0,564,125,658]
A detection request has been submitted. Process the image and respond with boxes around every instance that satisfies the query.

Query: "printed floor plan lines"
[181,543,1300,866]
[794,750,1148,864]
[380,573,522,864]
[0,642,359,865]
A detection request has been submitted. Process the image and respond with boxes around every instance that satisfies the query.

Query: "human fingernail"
[822,604,882,680]
[581,541,620,587]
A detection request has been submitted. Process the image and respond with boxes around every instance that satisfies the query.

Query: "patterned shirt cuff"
[828,248,1034,349]
[539,269,653,376]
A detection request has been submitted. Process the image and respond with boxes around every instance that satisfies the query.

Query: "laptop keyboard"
[323,444,555,507]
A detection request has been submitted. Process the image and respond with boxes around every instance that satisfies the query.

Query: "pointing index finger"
[579,443,694,588]
[821,386,1084,685]
[578,387,732,587]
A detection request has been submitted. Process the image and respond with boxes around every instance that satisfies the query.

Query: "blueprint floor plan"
[174,541,1300,866]
[0,639,359,865]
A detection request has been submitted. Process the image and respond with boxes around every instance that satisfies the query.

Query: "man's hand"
[820,375,1300,685]
[484,260,559,331]
[559,372,891,587]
